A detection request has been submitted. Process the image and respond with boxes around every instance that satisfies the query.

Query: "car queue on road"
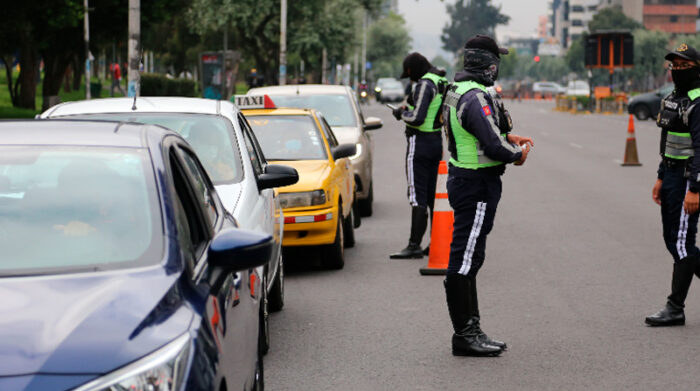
[0,88,381,391]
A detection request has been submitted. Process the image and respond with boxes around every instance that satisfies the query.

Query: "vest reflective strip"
[665,131,694,159]
[407,73,447,132]
[689,88,700,102]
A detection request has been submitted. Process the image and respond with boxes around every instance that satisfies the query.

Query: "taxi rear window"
[246,115,327,161]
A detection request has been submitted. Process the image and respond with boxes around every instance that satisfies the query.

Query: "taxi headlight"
[74,333,191,391]
[279,190,326,208]
[349,143,363,160]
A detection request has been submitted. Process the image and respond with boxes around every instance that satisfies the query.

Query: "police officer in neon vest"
[389,52,448,259]
[442,35,533,357]
[646,44,700,327]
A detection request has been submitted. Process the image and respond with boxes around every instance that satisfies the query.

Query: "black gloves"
[392,106,404,120]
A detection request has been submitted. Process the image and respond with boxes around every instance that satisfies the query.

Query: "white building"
[549,0,600,49]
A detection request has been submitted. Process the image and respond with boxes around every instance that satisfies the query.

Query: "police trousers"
[446,170,502,276]
[405,130,442,209]
[661,165,700,263]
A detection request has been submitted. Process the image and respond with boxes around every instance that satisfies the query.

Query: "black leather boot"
[445,274,502,357]
[390,206,428,259]
[645,257,695,326]
[468,276,507,350]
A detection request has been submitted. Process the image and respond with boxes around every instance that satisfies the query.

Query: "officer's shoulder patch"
[481,105,492,116]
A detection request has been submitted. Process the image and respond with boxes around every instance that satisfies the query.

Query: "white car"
[566,80,591,97]
[247,84,382,216]
[533,81,566,95]
[40,97,298,347]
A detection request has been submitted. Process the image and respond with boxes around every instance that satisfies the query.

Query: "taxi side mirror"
[332,143,357,160]
[363,117,383,131]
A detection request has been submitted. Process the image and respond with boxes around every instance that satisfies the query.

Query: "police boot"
[445,274,502,357]
[645,257,695,326]
[468,276,507,350]
[390,206,428,259]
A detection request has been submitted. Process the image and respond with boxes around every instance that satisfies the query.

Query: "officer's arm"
[461,92,522,163]
[687,106,700,191]
[401,80,436,126]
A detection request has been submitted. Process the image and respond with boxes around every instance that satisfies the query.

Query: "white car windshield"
[247,115,327,161]
[267,94,357,127]
[0,147,161,275]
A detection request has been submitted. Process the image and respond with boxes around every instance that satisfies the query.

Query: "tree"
[629,29,671,91]
[367,13,411,78]
[587,7,641,33]
[441,0,509,54]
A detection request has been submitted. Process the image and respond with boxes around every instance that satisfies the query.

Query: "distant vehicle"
[376,79,406,103]
[533,81,565,95]
[566,80,591,96]
[248,84,382,216]
[0,120,270,390]
[627,83,674,121]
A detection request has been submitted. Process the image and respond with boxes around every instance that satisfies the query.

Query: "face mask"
[671,67,700,90]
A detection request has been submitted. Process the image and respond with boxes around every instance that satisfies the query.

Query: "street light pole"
[128,0,140,97]
[361,9,367,83]
[279,0,287,85]
[84,0,91,99]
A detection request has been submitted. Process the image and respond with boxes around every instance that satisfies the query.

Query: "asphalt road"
[265,99,700,391]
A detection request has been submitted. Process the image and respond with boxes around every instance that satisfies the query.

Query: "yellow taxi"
[237,95,357,269]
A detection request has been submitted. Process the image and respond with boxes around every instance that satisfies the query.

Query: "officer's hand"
[507,134,534,148]
[514,143,530,166]
[392,106,405,121]
[652,179,663,205]
[684,191,699,214]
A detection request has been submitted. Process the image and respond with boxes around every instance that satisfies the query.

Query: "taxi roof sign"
[233,94,276,109]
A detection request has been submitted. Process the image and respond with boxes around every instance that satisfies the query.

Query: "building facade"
[550,0,600,49]
[643,0,698,33]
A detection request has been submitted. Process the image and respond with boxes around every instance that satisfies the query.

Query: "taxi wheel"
[344,208,355,248]
[359,181,373,217]
[352,197,362,229]
[268,253,284,312]
[323,214,345,269]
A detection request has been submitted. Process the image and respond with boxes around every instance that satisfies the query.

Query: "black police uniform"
[391,53,447,259]
[646,44,700,326]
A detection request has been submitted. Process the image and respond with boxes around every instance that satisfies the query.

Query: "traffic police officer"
[646,43,700,327]
[442,35,532,356]
[390,52,448,259]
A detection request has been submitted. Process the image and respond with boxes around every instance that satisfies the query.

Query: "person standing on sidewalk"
[389,52,448,259]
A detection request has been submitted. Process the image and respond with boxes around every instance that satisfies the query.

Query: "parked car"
[375,78,405,103]
[533,81,566,95]
[41,97,298,351]
[248,84,382,216]
[0,120,271,390]
[566,80,591,96]
[241,99,357,269]
[627,83,674,121]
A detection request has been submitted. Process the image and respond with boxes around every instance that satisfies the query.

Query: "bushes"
[140,73,196,97]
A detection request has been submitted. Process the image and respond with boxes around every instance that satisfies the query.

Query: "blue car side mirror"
[208,228,272,272]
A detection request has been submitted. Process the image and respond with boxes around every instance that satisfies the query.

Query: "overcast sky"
[397,0,549,61]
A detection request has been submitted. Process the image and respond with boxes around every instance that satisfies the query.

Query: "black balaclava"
[672,67,700,93]
[463,49,500,87]
[401,52,432,82]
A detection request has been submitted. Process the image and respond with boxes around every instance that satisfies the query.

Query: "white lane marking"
[613,159,623,164]
[569,142,583,149]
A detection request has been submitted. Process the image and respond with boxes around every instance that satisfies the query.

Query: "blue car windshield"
[0,147,162,275]
[247,115,327,161]
[268,95,357,127]
[65,113,242,185]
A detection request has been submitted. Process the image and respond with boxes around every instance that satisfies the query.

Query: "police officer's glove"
[392,106,404,121]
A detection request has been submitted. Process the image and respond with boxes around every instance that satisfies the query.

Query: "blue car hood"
[0,266,194,377]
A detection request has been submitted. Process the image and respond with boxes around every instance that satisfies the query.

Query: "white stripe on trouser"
[676,182,691,259]
[459,202,487,275]
[407,135,417,206]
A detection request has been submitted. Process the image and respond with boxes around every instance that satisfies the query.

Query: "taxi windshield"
[0,147,162,275]
[64,113,242,185]
[266,94,357,127]
[246,115,327,161]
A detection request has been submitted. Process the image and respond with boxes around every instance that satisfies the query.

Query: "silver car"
[40,97,298,349]
[247,85,382,216]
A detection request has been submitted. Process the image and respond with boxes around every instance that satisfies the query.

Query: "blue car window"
[0,147,162,274]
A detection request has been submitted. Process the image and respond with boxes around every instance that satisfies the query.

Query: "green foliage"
[587,7,642,33]
[367,13,411,78]
[566,37,586,75]
[141,74,196,97]
[628,29,671,90]
[441,0,510,54]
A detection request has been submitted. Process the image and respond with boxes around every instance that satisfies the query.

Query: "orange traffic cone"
[622,114,642,166]
[420,161,453,275]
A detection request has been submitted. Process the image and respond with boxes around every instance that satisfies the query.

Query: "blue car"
[0,120,278,390]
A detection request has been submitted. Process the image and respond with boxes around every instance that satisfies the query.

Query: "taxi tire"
[323,214,345,269]
[344,208,356,248]
[268,254,284,312]
[359,181,373,217]
[352,197,362,229]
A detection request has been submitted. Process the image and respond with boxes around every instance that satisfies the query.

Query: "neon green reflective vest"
[406,72,448,133]
[664,88,700,160]
[445,80,507,170]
